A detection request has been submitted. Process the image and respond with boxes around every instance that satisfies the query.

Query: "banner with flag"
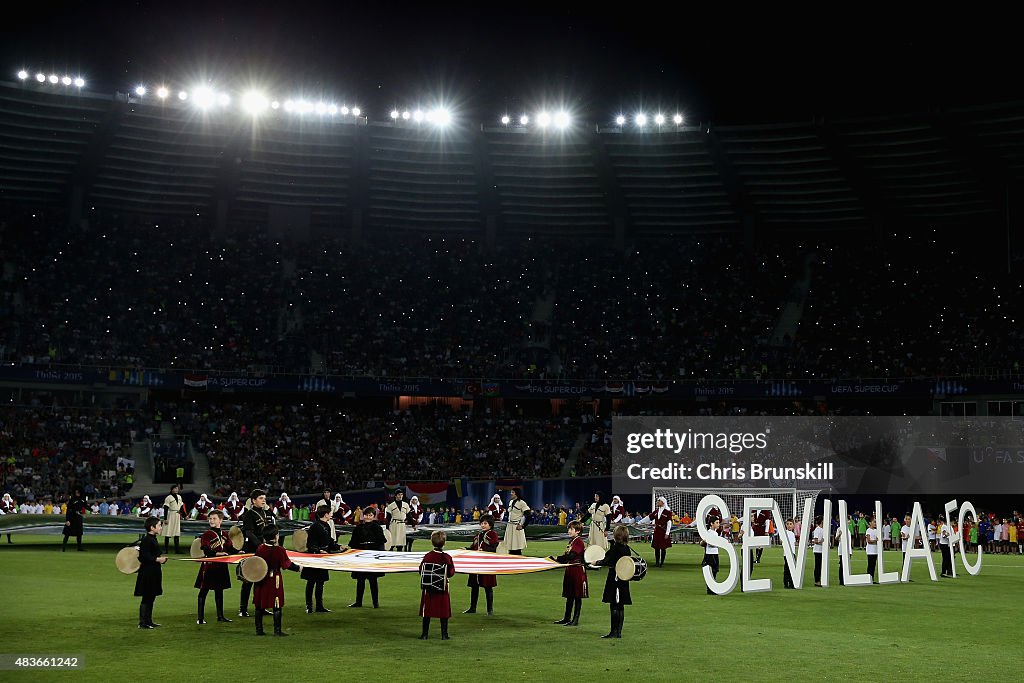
[184,374,208,388]
[405,481,449,506]
[184,549,562,575]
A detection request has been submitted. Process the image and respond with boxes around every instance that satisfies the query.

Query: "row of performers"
[132,488,645,639]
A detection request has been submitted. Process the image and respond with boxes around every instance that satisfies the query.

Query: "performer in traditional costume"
[194,493,215,521]
[385,490,411,551]
[608,495,624,527]
[136,517,168,628]
[405,495,423,552]
[194,509,239,624]
[274,492,294,521]
[647,496,673,567]
[162,484,185,554]
[550,520,588,626]
[138,495,154,518]
[587,492,611,551]
[302,505,343,613]
[504,488,531,555]
[418,530,455,640]
[224,491,243,521]
[253,526,300,636]
[590,525,632,639]
[487,493,505,521]
[464,515,499,615]
[62,488,87,552]
[239,489,276,617]
[348,506,386,608]
[1,493,16,543]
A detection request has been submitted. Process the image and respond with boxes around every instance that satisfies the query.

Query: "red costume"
[194,528,236,590]
[467,529,500,588]
[252,543,296,610]
[751,510,771,537]
[649,508,673,549]
[487,499,505,521]
[0,496,17,515]
[194,495,215,521]
[609,503,624,525]
[554,536,589,598]
[334,503,353,525]
[418,549,455,618]
[224,497,243,522]
[273,495,294,521]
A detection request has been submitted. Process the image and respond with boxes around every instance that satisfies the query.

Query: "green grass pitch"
[0,534,1016,682]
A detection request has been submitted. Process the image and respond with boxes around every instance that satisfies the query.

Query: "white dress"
[162,494,184,537]
[385,501,410,547]
[588,502,611,550]
[504,499,531,551]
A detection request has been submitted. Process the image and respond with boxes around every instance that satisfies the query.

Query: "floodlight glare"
[156,87,169,99]
[654,113,665,125]
[501,115,510,125]
[328,104,338,115]
[520,114,529,125]
[390,110,399,119]
[416,110,427,122]
[135,86,146,96]
[178,90,188,100]
[48,74,59,84]
[61,76,72,85]
[402,110,411,120]
[615,115,625,126]
[283,100,294,112]
[192,86,215,109]
[340,106,349,115]
[673,113,683,125]
[17,70,28,80]
[351,106,361,116]
[217,93,230,107]
[635,113,647,127]
[537,111,551,128]
[35,73,45,83]
[271,101,280,109]
[242,91,269,114]
[73,77,85,88]
[434,109,451,126]
[315,102,327,115]
[554,111,570,129]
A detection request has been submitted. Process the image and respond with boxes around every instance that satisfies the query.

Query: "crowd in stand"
[3,212,1021,382]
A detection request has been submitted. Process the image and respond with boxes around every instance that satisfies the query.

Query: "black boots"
[464,586,479,614]
[139,604,154,629]
[273,608,287,636]
[214,591,231,622]
[440,618,450,640]
[174,537,181,554]
[306,581,315,613]
[485,587,494,616]
[255,610,265,636]
[554,599,572,625]
[314,582,330,612]
[567,598,581,626]
[239,583,251,617]
[141,603,161,628]
[197,593,207,624]
[601,608,623,638]
[419,617,430,639]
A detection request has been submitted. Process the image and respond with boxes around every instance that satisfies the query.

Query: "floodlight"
[271,100,280,109]
[520,114,529,125]
[283,100,294,112]
[135,86,146,96]
[351,106,361,116]
[654,113,665,125]
[537,111,551,128]
[73,77,85,87]
[673,114,683,124]
[61,76,72,85]
[554,111,570,129]
[615,115,625,126]
[635,113,647,127]
[315,102,327,115]
[340,106,349,115]
[217,93,230,107]
[48,74,59,84]
[501,115,510,125]
[35,73,45,83]
[17,70,27,80]
[390,110,399,119]
[156,87,169,99]
[402,110,411,120]
[433,108,451,126]
[328,104,338,115]
[178,90,188,100]
[242,91,269,114]
[192,86,215,108]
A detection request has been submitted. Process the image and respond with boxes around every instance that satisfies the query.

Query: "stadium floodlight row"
[12,67,687,131]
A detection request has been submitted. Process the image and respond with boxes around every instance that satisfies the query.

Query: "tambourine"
[115,546,141,574]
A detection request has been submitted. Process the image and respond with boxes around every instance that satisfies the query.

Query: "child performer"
[701,517,721,595]
[136,517,168,629]
[302,505,344,613]
[253,526,301,636]
[419,530,456,640]
[550,520,589,625]
[195,509,239,624]
[464,515,499,615]
[589,525,632,639]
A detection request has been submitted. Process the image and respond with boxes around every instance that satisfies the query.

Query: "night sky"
[1,3,1018,126]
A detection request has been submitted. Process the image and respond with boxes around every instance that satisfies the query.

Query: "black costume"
[238,505,276,617]
[62,496,87,551]
[301,518,341,612]
[134,533,163,628]
[195,527,239,623]
[593,540,632,638]
[348,519,386,608]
